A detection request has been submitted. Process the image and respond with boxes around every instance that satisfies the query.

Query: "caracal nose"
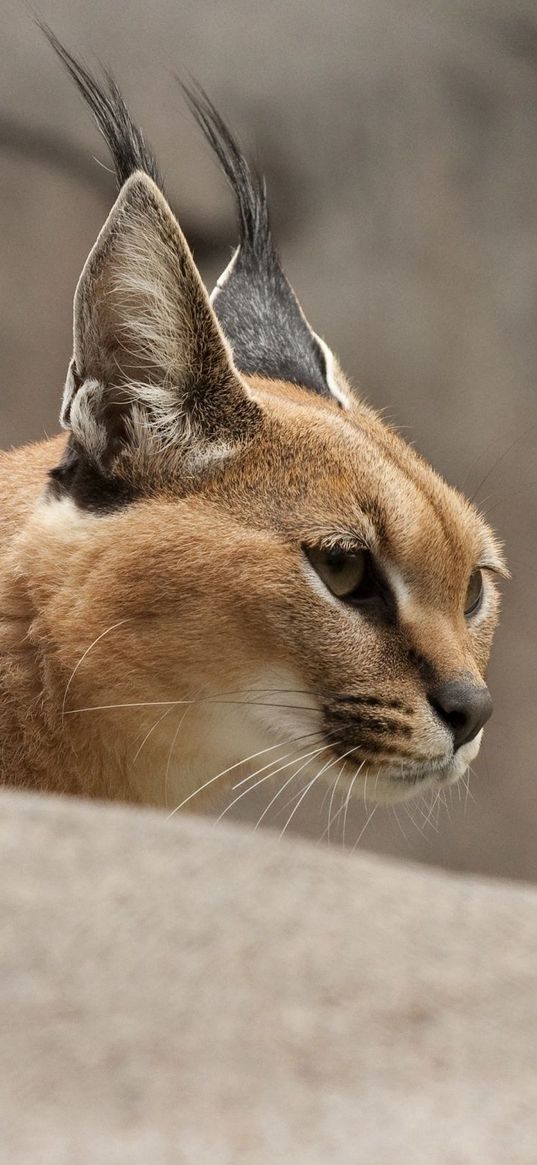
[428,679,493,750]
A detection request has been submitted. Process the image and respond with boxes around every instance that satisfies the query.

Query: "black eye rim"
[465,568,485,618]
[303,544,391,608]
[305,547,488,619]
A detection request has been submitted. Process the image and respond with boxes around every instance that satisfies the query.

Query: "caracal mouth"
[322,730,484,806]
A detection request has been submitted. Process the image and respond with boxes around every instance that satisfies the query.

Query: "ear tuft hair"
[42,25,347,407]
[180,81,270,260]
[39,22,162,191]
[181,83,342,401]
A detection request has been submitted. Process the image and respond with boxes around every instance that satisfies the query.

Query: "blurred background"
[1,0,536,880]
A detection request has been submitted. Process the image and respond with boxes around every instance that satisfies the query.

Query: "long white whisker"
[254,746,332,830]
[315,747,365,844]
[278,747,352,841]
[231,732,323,792]
[463,768,476,812]
[404,799,433,844]
[163,691,201,810]
[352,801,379,851]
[133,705,175,763]
[319,775,335,818]
[218,743,332,825]
[62,618,130,720]
[391,806,410,845]
[166,731,322,819]
[444,788,453,823]
[421,789,441,832]
[343,764,365,846]
[317,764,349,844]
[272,782,312,822]
[278,774,323,840]
[66,697,320,715]
[326,763,346,844]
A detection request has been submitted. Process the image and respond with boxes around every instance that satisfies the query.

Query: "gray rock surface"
[1,787,536,1163]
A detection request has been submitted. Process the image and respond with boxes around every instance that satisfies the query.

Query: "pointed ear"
[61,172,260,475]
[182,83,350,408]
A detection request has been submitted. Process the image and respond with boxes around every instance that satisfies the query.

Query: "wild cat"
[0,31,506,819]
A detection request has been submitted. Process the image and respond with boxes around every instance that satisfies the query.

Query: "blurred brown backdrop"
[1,0,536,879]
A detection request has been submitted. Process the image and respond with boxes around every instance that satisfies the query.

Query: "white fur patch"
[67,379,109,460]
[210,245,240,303]
[446,729,483,783]
[382,563,412,613]
[312,332,351,409]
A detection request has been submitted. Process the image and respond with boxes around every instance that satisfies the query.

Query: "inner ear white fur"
[210,245,240,304]
[311,332,351,409]
[65,171,259,466]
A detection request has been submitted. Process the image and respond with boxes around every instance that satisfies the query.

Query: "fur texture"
[0,41,507,815]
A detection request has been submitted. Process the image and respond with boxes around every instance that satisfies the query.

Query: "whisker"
[278,778,321,839]
[319,776,336,818]
[343,763,365,846]
[468,418,537,503]
[391,806,410,846]
[166,730,323,819]
[317,778,353,845]
[278,746,359,842]
[218,742,332,825]
[464,768,477,811]
[325,762,346,844]
[438,789,449,827]
[132,704,175,763]
[163,692,200,810]
[278,761,333,841]
[435,791,443,830]
[66,697,321,716]
[269,781,312,823]
[231,731,326,791]
[253,745,334,831]
[404,799,433,844]
[62,618,130,720]
[421,789,441,833]
[351,801,379,851]
[403,800,425,840]
[314,747,365,845]
[445,787,453,823]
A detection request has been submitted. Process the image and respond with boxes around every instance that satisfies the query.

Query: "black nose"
[428,679,493,750]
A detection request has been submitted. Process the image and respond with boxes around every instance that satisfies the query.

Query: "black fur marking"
[330,739,421,761]
[331,694,414,715]
[181,83,333,397]
[327,706,413,739]
[40,24,162,191]
[48,439,139,513]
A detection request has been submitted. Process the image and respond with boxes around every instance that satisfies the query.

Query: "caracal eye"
[306,547,368,600]
[465,568,484,617]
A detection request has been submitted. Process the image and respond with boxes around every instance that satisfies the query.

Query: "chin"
[344,730,485,807]
[440,730,483,786]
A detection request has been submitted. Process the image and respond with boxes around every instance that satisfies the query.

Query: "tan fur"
[0,174,506,812]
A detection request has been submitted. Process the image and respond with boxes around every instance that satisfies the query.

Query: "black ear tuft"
[39,22,162,191]
[182,83,337,401]
[180,81,270,259]
[41,24,344,406]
